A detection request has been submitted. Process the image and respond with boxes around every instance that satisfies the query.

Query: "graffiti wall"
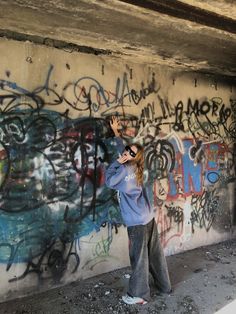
[0,38,235,301]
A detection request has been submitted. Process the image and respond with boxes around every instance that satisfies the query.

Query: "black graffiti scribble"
[165,204,184,231]
[62,118,111,223]
[0,114,114,216]
[130,73,160,105]
[189,140,205,164]
[7,239,80,283]
[190,189,220,233]
[0,114,64,213]
[171,97,235,145]
[146,139,175,180]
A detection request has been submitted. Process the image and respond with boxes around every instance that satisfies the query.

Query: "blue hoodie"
[105,137,154,227]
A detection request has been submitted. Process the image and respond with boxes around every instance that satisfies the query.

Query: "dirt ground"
[1,239,236,314]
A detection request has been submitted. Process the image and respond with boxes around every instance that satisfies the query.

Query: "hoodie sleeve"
[105,160,127,192]
[114,137,125,155]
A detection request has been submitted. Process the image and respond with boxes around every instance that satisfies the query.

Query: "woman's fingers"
[111,116,120,126]
[117,156,122,163]
[117,155,128,164]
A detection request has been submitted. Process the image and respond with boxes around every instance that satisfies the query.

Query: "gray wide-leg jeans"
[127,218,171,301]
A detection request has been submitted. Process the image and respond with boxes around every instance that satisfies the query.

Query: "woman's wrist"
[113,129,120,137]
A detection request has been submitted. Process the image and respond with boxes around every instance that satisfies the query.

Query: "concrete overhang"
[0,0,235,80]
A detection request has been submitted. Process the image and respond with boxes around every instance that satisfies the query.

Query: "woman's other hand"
[117,155,129,164]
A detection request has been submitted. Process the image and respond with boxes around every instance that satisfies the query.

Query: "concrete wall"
[0,38,235,302]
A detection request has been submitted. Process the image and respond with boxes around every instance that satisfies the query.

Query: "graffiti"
[130,73,160,105]
[0,108,124,281]
[190,190,220,233]
[8,239,80,283]
[189,140,205,164]
[0,63,235,287]
[166,204,184,227]
[170,97,235,145]
[146,139,175,180]
[63,71,160,116]
[157,203,184,246]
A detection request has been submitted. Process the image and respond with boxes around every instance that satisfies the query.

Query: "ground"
[1,239,236,314]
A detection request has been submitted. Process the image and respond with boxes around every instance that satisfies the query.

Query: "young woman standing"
[105,117,171,305]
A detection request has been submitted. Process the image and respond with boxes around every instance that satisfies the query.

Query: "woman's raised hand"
[110,116,121,137]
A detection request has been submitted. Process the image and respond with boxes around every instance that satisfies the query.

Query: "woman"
[105,117,171,305]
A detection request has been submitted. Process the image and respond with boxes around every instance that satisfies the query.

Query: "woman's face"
[122,145,138,161]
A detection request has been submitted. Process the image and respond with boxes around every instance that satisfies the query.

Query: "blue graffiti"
[0,109,122,273]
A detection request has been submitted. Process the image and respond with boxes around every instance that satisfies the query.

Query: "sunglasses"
[125,145,137,158]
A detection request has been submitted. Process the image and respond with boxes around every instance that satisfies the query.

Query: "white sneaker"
[122,294,147,305]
